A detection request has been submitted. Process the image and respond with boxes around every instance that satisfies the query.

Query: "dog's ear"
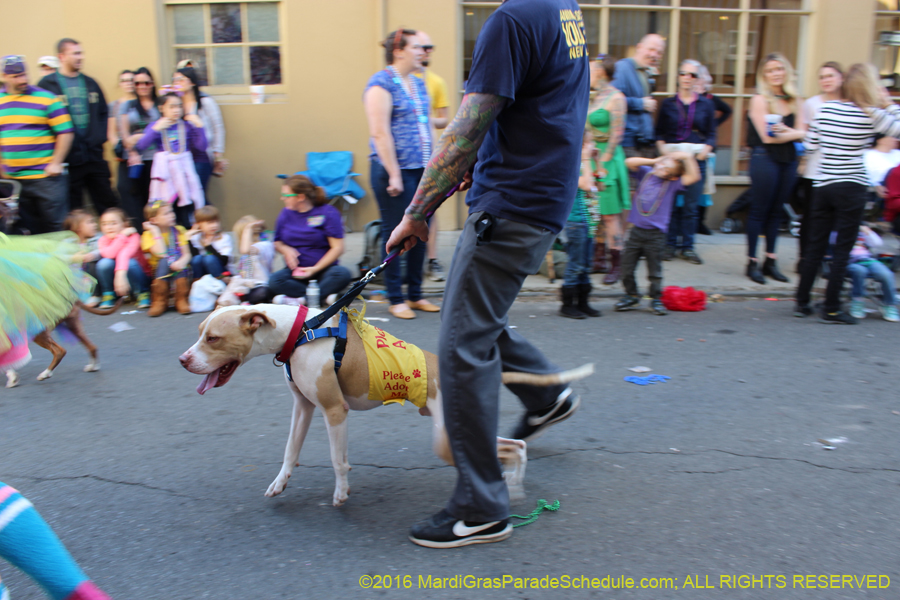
[240,310,275,333]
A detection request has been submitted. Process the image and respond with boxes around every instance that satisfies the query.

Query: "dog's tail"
[78,298,123,316]
[500,363,594,386]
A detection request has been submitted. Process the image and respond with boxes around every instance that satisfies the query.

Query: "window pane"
[749,0,803,8]
[876,0,899,9]
[746,14,802,89]
[176,48,209,86]
[874,14,900,93]
[708,96,737,175]
[682,0,739,6]
[610,0,671,5]
[213,46,244,85]
[248,2,279,42]
[583,9,600,60]
[609,10,671,91]
[463,7,497,83]
[679,12,739,92]
[211,3,242,44]
[173,5,205,45]
[250,47,281,84]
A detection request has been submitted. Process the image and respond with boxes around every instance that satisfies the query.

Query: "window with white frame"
[462,0,809,179]
[167,1,282,88]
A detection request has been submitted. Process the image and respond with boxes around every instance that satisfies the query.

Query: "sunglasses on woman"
[135,81,153,86]
[679,71,698,78]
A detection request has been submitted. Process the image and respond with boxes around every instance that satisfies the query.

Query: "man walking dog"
[387,0,590,548]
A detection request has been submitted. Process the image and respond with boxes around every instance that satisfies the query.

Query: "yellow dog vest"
[346,307,428,408]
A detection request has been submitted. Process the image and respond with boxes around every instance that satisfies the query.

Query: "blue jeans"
[747,148,798,258]
[267,264,353,306]
[667,159,706,251]
[191,254,224,279]
[96,258,149,296]
[370,159,427,305]
[563,221,592,286]
[195,160,213,199]
[847,261,897,305]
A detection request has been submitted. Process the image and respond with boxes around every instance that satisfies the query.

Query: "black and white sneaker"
[509,387,580,442]
[409,509,512,548]
[428,258,446,282]
[819,310,858,325]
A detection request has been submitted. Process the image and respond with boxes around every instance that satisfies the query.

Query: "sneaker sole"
[615,303,640,312]
[429,275,445,282]
[521,395,581,443]
[409,524,512,549]
[817,318,856,324]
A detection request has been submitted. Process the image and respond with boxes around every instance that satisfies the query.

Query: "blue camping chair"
[278,151,366,232]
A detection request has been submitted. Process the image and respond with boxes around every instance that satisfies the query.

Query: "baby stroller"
[719,188,800,237]
[0,179,22,234]
[278,151,366,233]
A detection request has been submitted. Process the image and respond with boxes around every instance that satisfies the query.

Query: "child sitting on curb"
[96,207,151,308]
[64,210,101,305]
[845,225,899,322]
[141,201,191,316]
[188,205,232,279]
[615,152,700,315]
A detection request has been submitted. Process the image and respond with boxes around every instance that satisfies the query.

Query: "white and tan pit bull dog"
[179,304,592,506]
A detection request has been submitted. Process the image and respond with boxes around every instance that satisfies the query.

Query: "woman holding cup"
[745,53,806,284]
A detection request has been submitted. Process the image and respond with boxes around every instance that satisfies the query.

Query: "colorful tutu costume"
[0,232,94,370]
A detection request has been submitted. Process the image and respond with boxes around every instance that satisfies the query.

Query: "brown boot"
[147,278,170,317]
[174,277,191,314]
[592,242,609,274]
[603,249,621,285]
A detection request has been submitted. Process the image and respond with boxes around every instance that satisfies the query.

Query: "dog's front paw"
[36,369,53,381]
[83,361,100,373]
[265,472,291,497]
[332,485,349,507]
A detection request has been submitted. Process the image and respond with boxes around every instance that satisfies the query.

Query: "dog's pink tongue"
[197,369,220,395]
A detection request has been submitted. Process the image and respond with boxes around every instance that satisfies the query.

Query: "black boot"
[603,249,621,285]
[560,286,586,319]
[746,259,765,284]
[697,206,712,235]
[577,283,602,317]
[761,257,789,282]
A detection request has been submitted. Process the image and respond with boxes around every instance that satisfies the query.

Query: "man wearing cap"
[0,55,73,233]
[37,38,117,215]
[37,56,59,77]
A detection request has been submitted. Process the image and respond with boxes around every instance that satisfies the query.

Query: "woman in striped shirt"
[795,63,900,323]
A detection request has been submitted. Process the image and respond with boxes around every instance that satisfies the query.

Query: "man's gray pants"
[439,211,565,523]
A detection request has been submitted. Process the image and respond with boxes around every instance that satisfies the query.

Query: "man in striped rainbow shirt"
[0,55,73,234]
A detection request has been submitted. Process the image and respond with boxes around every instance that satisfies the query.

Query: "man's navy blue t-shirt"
[464,0,590,234]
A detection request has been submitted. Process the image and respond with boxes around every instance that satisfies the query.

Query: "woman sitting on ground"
[268,175,352,306]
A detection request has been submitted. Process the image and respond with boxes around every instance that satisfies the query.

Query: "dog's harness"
[274,305,348,382]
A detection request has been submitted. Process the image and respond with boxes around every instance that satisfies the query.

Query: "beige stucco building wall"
[0,0,887,231]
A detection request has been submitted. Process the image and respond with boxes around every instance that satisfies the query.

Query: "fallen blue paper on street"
[624,374,671,386]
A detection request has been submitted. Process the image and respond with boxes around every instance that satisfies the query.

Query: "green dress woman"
[588,55,630,285]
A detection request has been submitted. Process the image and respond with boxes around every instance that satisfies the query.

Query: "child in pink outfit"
[96,208,151,308]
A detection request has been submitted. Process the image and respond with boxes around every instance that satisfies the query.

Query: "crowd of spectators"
[2,31,899,326]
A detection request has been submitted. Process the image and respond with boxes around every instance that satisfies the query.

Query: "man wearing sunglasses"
[414,31,451,283]
[38,38,118,216]
[0,55,73,234]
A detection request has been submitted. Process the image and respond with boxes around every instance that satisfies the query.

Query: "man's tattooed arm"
[405,93,508,221]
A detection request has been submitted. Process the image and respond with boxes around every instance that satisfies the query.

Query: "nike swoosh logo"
[452,520,499,537]
[527,403,562,427]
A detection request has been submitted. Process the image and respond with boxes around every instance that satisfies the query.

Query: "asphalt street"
[1,297,898,599]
